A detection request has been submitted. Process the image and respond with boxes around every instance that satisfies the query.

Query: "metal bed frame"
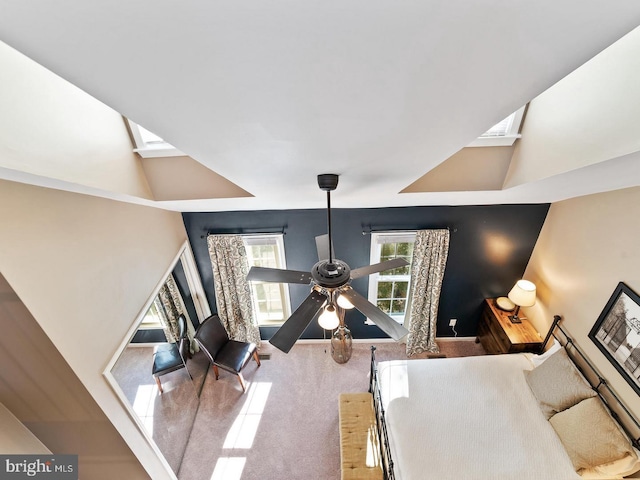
[543,315,640,450]
[369,345,395,480]
[368,315,640,480]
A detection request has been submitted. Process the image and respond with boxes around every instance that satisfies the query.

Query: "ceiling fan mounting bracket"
[317,174,339,192]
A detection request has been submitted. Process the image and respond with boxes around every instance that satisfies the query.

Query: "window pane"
[249,244,279,268]
[396,242,413,256]
[377,282,393,299]
[368,233,415,325]
[244,235,290,324]
[390,299,406,314]
[377,300,391,313]
[393,282,408,299]
[384,264,410,276]
[380,243,395,257]
[379,242,412,276]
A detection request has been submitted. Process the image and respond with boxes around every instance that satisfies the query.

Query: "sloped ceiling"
[1,1,640,212]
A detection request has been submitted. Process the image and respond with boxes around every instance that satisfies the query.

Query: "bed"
[369,317,640,480]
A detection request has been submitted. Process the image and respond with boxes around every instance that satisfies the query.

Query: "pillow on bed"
[530,338,562,367]
[549,397,638,475]
[579,447,640,479]
[524,347,596,419]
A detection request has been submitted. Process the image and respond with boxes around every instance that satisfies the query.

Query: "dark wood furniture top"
[477,298,542,354]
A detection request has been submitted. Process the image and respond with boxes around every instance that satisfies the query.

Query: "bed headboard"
[542,315,640,450]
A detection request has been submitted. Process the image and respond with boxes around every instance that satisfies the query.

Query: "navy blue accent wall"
[182,204,549,340]
[132,328,165,343]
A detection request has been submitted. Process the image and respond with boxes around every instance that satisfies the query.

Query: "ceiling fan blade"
[269,289,326,353]
[340,288,409,341]
[350,258,409,279]
[247,266,312,285]
[315,234,332,261]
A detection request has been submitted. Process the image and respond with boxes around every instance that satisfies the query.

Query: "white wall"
[504,26,640,189]
[523,186,640,421]
[0,402,50,454]
[0,180,186,479]
[0,41,152,200]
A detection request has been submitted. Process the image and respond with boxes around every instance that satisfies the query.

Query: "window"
[139,300,163,330]
[125,118,185,158]
[243,235,292,325]
[367,232,416,325]
[467,105,526,147]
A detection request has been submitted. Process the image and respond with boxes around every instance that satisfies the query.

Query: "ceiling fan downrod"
[317,174,339,266]
[326,189,333,265]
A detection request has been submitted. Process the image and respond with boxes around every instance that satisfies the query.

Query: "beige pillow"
[580,447,640,479]
[530,339,562,367]
[549,397,636,473]
[524,347,596,419]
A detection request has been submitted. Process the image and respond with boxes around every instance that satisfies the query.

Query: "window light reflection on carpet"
[210,457,246,480]
[223,382,272,449]
[132,384,156,435]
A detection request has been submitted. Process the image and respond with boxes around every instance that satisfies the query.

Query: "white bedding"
[377,354,582,480]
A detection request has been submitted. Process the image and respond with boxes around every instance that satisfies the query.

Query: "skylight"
[126,118,185,158]
[467,105,526,147]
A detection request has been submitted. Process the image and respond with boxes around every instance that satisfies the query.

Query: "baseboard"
[436,336,478,342]
[285,337,477,344]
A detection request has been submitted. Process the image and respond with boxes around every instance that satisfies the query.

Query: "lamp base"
[509,314,522,324]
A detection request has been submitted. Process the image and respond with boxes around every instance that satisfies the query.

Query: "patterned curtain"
[154,295,175,342]
[207,235,261,346]
[156,274,197,351]
[406,229,450,356]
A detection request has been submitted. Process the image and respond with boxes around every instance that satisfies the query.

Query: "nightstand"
[477,298,542,354]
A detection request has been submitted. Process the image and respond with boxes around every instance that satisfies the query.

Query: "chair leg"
[213,364,219,380]
[155,376,163,394]
[253,350,261,367]
[237,373,247,393]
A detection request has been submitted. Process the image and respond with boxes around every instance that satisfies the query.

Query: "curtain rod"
[200,228,286,239]
[361,226,456,235]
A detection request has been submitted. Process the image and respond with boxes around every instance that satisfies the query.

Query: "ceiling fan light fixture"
[318,304,340,330]
[336,292,355,309]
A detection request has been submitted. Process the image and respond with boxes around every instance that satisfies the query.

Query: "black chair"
[152,314,191,394]
[194,314,260,393]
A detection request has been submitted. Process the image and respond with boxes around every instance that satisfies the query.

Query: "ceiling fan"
[247,174,410,354]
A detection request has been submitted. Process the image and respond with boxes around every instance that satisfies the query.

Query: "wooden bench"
[338,392,383,480]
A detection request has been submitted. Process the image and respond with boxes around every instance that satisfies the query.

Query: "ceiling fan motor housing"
[311,259,351,288]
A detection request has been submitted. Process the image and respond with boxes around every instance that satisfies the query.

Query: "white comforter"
[377,354,581,480]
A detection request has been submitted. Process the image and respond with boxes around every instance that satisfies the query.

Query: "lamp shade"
[508,280,537,307]
[336,293,354,309]
[318,305,340,330]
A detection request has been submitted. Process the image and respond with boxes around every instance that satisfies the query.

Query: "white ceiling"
[1,1,640,211]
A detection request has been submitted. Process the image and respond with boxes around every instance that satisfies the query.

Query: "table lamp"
[507,280,536,323]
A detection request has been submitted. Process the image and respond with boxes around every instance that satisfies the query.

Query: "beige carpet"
[111,346,209,473]
[177,339,485,480]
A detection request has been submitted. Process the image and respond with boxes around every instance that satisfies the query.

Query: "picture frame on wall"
[589,282,640,396]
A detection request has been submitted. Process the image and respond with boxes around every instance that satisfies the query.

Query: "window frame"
[467,105,526,147]
[125,118,185,158]
[243,234,292,326]
[366,231,416,325]
[138,300,164,330]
